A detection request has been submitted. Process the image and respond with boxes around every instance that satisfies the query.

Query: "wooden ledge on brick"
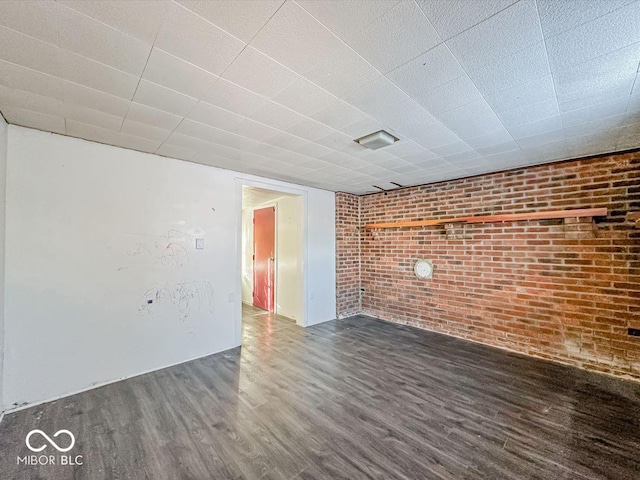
[364,207,608,229]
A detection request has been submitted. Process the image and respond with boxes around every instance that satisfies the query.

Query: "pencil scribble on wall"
[139,280,214,319]
[124,230,189,270]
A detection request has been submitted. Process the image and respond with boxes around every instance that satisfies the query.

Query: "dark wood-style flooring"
[1,305,639,479]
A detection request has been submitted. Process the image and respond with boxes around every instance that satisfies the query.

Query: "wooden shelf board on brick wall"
[364,207,608,229]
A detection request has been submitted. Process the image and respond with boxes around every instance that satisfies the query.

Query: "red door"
[253,207,275,311]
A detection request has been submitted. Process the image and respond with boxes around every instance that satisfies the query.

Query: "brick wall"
[336,151,640,381]
[335,192,361,318]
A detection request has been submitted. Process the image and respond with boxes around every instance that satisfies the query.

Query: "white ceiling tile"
[222,47,298,98]
[3,105,65,134]
[0,25,60,77]
[233,119,281,143]
[436,99,505,139]
[485,75,557,113]
[66,119,119,144]
[414,75,483,114]
[177,122,252,150]
[386,44,465,97]
[417,0,518,40]
[347,1,442,74]
[372,99,432,131]
[115,132,163,153]
[559,88,631,113]
[58,5,151,76]
[63,81,130,117]
[398,118,462,148]
[202,78,267,116]
[563,113,627,139]
[430,141,472,157]
[249,102,305,131]
[155,2,245,75]
[262,131,308,150]
[464,42,551,96]
[380,140,426,158]
[628,92,640,113]
[155,142,198,161]
[475,140,520,156]
[496,99,559,127]
[0,84,62,116]
[537,0,635,37]
[121,118,171,143]
[341,117,386,139]
[290,141,334,159]
[339,140,371,157]
[174,0,284,43]
[442,149,482,166]
[163,132,212,151]
[310,100,369,131]
[480,149,528,166]
[507,115,564,139]
[400,151,440,165]
[341,76,408,120]
[271,77,336,116]
[565,131,618,158]
[296,0,400,46]
[63,103,123,131]
[446,0,542,71]
[59,50,138,100]
[633,75,640,96]
[552,43,640,104]
[545,2,640,70]
[243,141,288,159]
[465,129,514,149]
[142,48,219,98]
[521,137,569,161]
[515,129,565,149]
[251,1,342,75]
[133,80,198,117]
[126,102,183,131]
[561,96,629,127]
[58,0,169,43]
[314,130,354,150]
[286,117,335,142]
[305,44,380,98]
[0,59,63,99]
[0,0,60,45]
[187,101,244,130]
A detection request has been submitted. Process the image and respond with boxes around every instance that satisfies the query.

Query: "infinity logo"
[25,430,75,453]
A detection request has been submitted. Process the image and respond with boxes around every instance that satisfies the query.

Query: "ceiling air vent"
[355,130,399,150]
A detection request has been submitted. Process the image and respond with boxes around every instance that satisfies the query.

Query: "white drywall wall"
[241,208,253,305]
[4,126,336,409]
[0,115,7,412]
[275,195,303,321]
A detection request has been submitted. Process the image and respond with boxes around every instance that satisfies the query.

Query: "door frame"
[235,178,308,345]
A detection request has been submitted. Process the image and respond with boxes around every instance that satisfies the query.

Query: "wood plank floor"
[1,306,639,479]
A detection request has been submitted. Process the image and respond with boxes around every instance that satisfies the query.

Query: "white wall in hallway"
[3,126,336,409]
[274,195,304,321]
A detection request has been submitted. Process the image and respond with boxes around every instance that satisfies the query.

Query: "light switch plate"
[195,238,204,249]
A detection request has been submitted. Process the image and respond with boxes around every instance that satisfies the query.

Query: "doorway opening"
[240,185,305,341]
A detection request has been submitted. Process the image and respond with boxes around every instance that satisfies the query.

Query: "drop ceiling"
[0,0,638,194]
